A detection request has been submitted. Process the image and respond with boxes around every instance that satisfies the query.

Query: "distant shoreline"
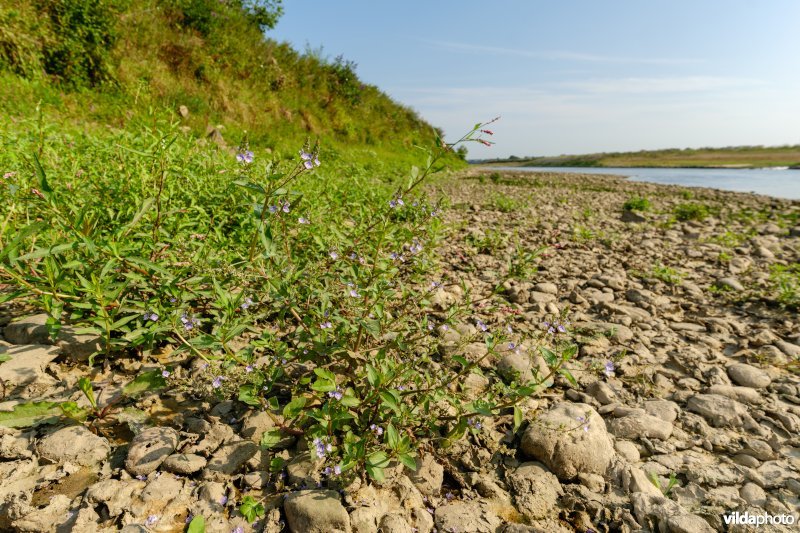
[474,162,800,170]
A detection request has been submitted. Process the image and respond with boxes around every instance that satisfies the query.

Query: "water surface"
[483,166,800,200]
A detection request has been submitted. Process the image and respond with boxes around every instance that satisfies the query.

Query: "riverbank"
[0,168,798,532]
[476,145,800,169]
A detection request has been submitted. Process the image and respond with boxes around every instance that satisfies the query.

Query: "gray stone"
[125,427,178,476]
[379,514,414,533]
[409,454,443,496]
[686,394,758,429]
[715,277,744,292]
[533,282,558,295]
[644,400,680,423]
[608,413,673,440]
[202,440,259,479]
[37,425,110,466]
[520,403,615,479]
[505,462,563,520]
[727,363,771,389]
[615,440,640,463]
[240,411,295,448]
[0,344,60,398]
[434,500,503,533]
[740,482,767,507]
[586,381,616,405]
[161,453,207,475]
[497,353,533,383]
[2,314,100,361]
[284,490,351,533]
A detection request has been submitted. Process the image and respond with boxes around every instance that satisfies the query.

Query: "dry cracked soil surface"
[1,169,799,532]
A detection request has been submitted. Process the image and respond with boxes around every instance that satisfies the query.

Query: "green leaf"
[313,368,336,381]
[32,153,52,193]
[513,406,523,432]
[366,451,390,482]
[238,384,261,407]
[539,346,558,366]
[233,180,265,194]
[187,515,205,533]
[366,364,380,387]
[558,368,578,387]
[0,402,62,428]
[339,390,360,408]
[386,423,400,450]
[452,355,469,369]
[121,197,155,236]
[379,391,401,415]
[398,452,417,472]
[122,370,167,397]
[77,377,97,410]
[238,496,265,522]
[260,429,284,449]
[310,378,336,392]
[283,396,307,418]
[59,401,89,422]
[269,456,286,472]
[0,354,11,363]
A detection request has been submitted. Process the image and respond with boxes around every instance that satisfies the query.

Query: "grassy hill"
[479,145,800,169]
[0,0,460,173]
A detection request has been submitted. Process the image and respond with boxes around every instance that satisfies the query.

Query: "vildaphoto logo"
[723,511,796,526]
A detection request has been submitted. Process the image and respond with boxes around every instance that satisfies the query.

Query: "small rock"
[497,353,533,383]
[715,277,744,292]
[202,440,259,479]
[125,427,178,476]
[379,514,414,533]
[686,394,758,429]
[739,482,767,507]
[161,453,207,475]
[615,440,640,463]
[621,209,647,223]
[520,403,615,479]
[409,454,443,495]
[608,412,673,440]
[37,425,110,467]
[505,462,563,519]
[586,381,616,405]
[533,282,558,295]
[284,490,351,533]
[434,500,503,533]
[727,363,771,389]
[240,411,295,448]
[178,105,189,118]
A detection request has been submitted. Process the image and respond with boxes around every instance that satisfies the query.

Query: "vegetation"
[622,195,651,212]
[0,1,577,484]
[673,202,709,221]
[0,0,463,173]
[479,145,800,169]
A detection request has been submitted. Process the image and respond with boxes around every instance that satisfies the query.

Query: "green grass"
[623,196,651,212]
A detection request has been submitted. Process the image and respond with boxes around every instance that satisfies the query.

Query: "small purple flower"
[577,415,590,432]
[240,296,253,310]
[219,495,228,505]
[430,281,442,290]
[212,376,224,389]
[389,197,405,208]
[329,250,339,260]
[334,465,342,475]
[282,201,290,213]
[320,321,332,329]
[180,312,200,331]
[298,216,310,224]
[409,241,423,254]
[144,311,159,322]
[232,527,244,533]
[236,150,254,164]
[467,417,482,430]
[328,388,343,401]
[136,474,147,481]
[185,514,193,524]
[145,515,159,526]
[476,319,488,332]
[161,370,170,378]
[300,150,321,169]
[323,466,333,476]
[245,365,254,373]
[370,424,384,436]
[604,361,616,378]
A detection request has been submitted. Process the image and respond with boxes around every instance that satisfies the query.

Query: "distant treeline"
[473,145,800,169]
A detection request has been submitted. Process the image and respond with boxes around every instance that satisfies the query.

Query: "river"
[482,166,800,200]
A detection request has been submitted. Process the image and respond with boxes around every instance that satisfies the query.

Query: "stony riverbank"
[0,169,799,532]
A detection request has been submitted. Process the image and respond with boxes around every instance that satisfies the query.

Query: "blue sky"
[271,1,800,158]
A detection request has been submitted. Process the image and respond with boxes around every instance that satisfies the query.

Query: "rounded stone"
[520,402,615,479]
[37,425,110,467]
[161,453,207,475]
[727,363,771,389]
[125,427,178,476]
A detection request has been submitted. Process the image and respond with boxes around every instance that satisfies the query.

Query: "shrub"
[1,117,575,480]
[623,195,651,212]
[673,202,708,221]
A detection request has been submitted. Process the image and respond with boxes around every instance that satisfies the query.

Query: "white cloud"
[423,40,702,65]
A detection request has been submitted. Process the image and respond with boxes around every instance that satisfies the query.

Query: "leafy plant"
[648,471,680,497]
[238,496,265,523]
[769,263,800,308]
[623,196,651,212]
[673,202,708,221]
[650,263,683,285]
